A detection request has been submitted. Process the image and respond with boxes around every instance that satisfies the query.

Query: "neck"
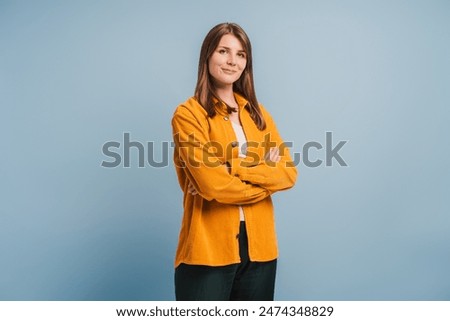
[215,86,236,106]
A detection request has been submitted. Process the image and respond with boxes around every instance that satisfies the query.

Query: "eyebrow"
[217,46,246,52]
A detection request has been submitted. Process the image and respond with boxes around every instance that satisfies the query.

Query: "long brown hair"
[194,22,266,130]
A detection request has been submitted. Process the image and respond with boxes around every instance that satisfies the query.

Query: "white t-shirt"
[231,121,247,221]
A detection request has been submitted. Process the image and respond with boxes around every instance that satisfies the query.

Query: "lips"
[221,68,237,74]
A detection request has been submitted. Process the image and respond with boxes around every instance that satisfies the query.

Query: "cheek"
[209,57,221,71]
[208,60,217,75]
[209,65,220,77]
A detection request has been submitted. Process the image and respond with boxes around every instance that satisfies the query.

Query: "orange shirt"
[172,93,298,267]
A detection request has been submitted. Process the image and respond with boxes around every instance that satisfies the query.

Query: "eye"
[218,49,227,54]
[238,52,246,58]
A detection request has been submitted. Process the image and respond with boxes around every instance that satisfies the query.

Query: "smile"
[221,68,237,74]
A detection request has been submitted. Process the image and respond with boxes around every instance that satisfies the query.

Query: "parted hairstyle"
[194,22,266,130]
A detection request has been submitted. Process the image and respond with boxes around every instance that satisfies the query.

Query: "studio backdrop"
[1,0,449,300]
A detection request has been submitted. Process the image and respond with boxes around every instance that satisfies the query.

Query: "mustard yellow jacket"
[172,93,297,267]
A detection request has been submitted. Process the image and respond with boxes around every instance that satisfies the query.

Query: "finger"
[273,148,280,159]
[270,148,279,162]
[188,182,198,195]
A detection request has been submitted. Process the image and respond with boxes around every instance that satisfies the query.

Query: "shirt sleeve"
[172,105,271,205]
[228,106,298,193]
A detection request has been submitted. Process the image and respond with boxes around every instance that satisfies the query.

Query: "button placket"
[223,114,239,159]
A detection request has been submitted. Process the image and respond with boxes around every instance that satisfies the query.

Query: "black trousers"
[175,222,277,301]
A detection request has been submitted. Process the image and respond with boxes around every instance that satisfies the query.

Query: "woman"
[171,22,297,301]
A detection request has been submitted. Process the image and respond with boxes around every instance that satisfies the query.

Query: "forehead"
[217,34,245,51]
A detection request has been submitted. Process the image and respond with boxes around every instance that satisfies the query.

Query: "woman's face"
[208,34,247,89]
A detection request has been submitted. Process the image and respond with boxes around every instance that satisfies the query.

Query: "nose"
[227,55,237,66]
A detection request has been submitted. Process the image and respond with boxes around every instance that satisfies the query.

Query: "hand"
[265,147,281,163]
[187,181,198,195]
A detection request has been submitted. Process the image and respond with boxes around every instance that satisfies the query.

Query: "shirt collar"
[234,92,249,110]
[214,92,249,114]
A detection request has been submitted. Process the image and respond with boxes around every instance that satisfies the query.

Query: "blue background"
[1,0,449,300]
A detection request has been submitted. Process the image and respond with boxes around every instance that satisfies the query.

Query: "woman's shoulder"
[173,96,208,118]
[255,101,279,131]
[257,102,274,122]
[172,97,210,131]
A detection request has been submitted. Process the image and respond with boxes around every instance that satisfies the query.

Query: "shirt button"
[223,116,229,121]
[231,141,238,148]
